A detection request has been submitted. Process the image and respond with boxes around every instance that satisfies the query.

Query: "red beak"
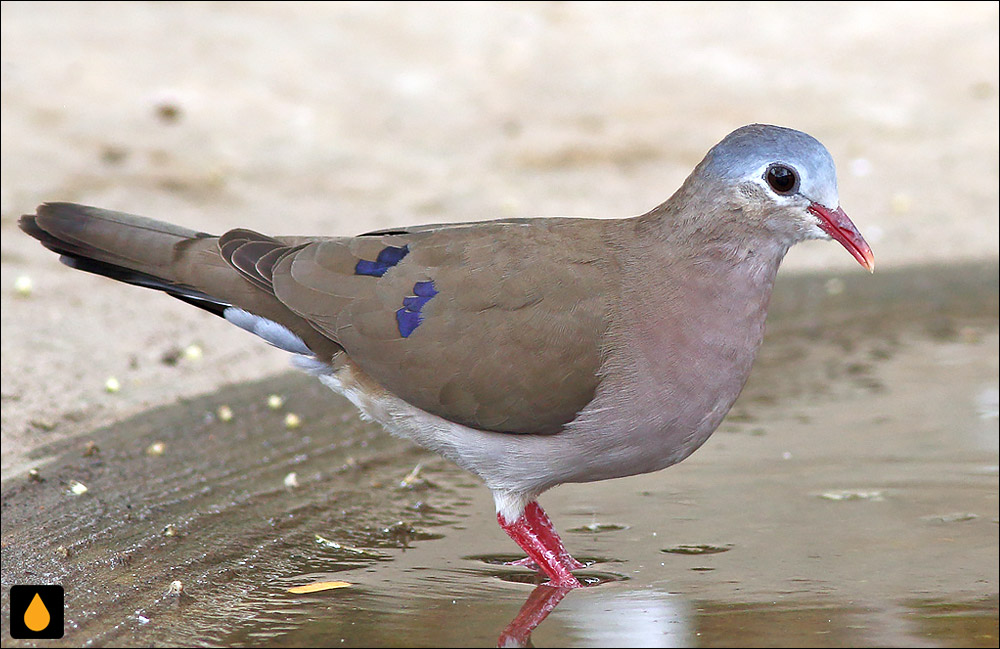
[807,203,875,272]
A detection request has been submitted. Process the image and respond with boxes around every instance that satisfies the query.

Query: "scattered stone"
[182,344,203,361]
[13,275,33,297]
[68,480,89,496]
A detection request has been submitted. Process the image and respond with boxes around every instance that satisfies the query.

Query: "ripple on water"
[661,543,733,555]
[463,554,627,586]
[567,522,630,533]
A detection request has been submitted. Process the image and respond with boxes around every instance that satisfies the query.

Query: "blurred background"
[2,2,997,464]
[1,4,997,646]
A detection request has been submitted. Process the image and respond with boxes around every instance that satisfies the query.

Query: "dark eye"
[765,164,798,195]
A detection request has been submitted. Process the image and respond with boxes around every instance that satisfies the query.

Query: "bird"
[20,124,874,589]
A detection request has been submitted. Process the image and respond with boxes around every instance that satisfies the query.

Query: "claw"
[505,556,540,570]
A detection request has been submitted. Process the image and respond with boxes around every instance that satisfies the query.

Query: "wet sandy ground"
[2,262,996,647]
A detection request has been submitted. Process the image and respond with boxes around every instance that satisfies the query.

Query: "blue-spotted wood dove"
[20,124,874,588]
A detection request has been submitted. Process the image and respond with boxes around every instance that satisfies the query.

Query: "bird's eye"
[765,164,798,195]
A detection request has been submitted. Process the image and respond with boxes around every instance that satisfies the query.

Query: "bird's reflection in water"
[497,584,572,648]
[494,580,691,648]
[475,555,625,646]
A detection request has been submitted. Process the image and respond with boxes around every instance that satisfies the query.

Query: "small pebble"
[146,441,166,456]
[28,468,44,482]
[216,405,234,422]
[14,275,33,297]
[162,523,178,536]
[284,412,302,429]
[182,344,203,361]
[267,394,286,410]
[152,89,184,124]
[284,472,299,488]
[68,480,89,495]
[166,580,183,596]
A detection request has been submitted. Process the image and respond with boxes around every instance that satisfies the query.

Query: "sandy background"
[2,2,998,474]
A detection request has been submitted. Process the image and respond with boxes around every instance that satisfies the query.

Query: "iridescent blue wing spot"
[396,280,439,338]
[413,280,437,297]
[396,309,422,338]
[355,245,409,277]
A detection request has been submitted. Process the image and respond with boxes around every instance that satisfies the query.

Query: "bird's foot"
[505,555,586,571]
[498,500,585,588]
[505,556,540,570]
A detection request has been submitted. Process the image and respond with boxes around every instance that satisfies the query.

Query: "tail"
[19,202,341,358]
[20,202,230,315]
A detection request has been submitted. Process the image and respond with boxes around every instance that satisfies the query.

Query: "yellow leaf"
[287,580,352,594]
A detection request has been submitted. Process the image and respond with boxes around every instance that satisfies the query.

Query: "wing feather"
[264,218,618,434]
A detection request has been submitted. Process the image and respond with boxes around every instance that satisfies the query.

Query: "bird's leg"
[503,502,586,571]
[497,500,584,587]
[496,583,572,647]
[521,501,587,570]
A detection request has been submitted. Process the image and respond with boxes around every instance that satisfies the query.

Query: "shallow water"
[2,261,997,647]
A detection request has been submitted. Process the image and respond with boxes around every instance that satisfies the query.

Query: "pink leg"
[496,583,572,647]
[498,500,584,588]
[522,501,586,570]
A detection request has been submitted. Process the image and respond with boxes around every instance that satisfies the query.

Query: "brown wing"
[268,218,619,434]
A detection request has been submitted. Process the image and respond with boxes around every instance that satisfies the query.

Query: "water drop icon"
[24,592,51,632]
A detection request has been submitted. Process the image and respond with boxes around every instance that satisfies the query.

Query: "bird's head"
[697,124,874,272]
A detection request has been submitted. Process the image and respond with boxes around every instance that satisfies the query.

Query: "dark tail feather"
[20,202,344,358]
[19,203,228,316]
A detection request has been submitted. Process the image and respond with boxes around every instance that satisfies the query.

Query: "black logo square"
[9,585,64,639]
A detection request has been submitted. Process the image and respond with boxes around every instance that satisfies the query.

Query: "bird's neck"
[617,222,785,385]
